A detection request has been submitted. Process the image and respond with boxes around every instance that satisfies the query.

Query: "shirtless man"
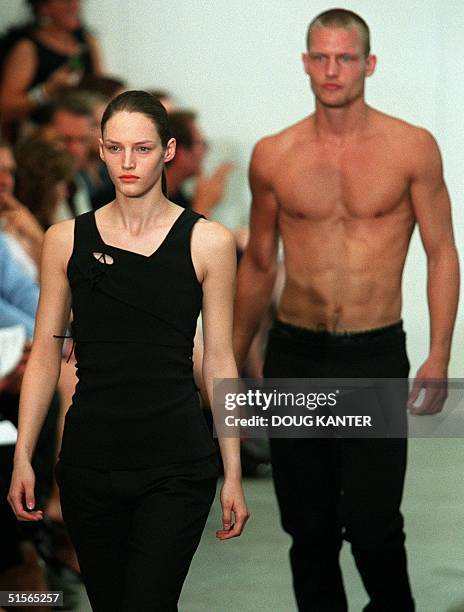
[233,9,459,612]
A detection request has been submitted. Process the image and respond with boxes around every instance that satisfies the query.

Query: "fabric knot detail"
[86,254,111,290]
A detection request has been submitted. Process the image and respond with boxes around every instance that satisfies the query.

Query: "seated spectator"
[79,74,126,100]
[0,139,44,280]
[149,89,176,113]
[0,137,73,295]
[43,90,95,220]
[77,89,116,210]
[0,233,38,339]
[166,110,233,216]
[0,0,103,139]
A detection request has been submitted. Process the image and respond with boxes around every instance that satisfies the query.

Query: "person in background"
[0,139,45,279]
[0,0,102,137]
[14,135,74,231]
[165,110,233,217]
[78,74,126,101]
[149,89,177,114]
[44,90,95,220]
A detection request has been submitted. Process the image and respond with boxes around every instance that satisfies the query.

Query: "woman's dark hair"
[101,90,172,196]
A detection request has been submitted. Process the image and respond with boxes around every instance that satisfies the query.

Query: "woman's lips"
[119,175,139,182]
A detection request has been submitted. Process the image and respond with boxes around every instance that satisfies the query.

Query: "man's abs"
[276,213,414,332]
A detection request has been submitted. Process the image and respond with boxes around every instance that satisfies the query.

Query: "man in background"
[233,9,459,611]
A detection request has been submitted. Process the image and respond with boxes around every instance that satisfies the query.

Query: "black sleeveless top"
[28,28,94,87]
[59,207,217,469]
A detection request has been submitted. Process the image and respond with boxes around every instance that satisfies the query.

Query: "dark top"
[25,28,95,124]
[28,28,94,87]
[60,207,216,469]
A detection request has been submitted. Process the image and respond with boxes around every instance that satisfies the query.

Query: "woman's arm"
[0,38,81,122]
[8,220,74,521]
[192,219,250,540]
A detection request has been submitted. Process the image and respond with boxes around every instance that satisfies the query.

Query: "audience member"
[0,0,103,137]
[44,90,95,220]
[14,136,73,231]
[0,139,45,279]
[78,90,116,209]
[79,74,126,100]
[166,110,233,216]
[0,233,38,339]
[149,89,176,113]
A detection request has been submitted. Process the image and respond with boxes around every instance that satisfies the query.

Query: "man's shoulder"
[372,109,438,151]
[251,116,313,171]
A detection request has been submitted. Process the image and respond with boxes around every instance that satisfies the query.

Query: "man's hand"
[407,357,448,415]
[193,161,234,216]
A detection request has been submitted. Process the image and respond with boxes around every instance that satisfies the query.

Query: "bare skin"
[234,26,459,414]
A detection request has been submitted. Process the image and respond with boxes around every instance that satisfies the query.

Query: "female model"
[8,90,249,611]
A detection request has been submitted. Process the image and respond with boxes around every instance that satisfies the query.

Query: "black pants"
[264,320,415,612]
[56,454,218,612]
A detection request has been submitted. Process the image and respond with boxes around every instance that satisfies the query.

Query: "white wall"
[1,1,462,374]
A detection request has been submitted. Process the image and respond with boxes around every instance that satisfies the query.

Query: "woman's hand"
[7,460,44,522]
[216,478,250,540]
[43,64,83,98]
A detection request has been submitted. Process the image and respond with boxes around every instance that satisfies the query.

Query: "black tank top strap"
[74,210,105,250]
[167,207,205,245]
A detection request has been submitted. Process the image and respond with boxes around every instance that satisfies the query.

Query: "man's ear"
[365,54,377,77]
[302,52,311,76]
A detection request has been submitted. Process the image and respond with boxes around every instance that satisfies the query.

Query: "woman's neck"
[111,187,173,231]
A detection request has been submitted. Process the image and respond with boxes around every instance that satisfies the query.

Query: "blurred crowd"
[0,1,271,608]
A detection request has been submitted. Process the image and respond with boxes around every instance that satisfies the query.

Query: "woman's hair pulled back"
[101,90,171,147]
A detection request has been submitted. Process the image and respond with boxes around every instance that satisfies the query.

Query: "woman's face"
[40,0,81,31]
[100,111,175,198]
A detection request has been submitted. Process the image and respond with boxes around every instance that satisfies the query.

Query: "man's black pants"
[264,320,415,612]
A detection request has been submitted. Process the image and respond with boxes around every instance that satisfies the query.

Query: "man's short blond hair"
[306,8,371,57]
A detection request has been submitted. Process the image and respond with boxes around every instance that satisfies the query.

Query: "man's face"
[181,122,208,178]
[303,26,376,109]
[52,110,93,171]
[0,147,15,197]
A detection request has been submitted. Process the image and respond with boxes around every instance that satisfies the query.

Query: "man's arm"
[408,129,459,413]
[233,139,280,370]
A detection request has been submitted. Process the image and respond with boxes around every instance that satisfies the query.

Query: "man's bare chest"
[272,146,411,221]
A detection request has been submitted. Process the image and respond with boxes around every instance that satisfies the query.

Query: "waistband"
[271,319,405,348]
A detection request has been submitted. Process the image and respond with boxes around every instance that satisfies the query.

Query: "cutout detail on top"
[92,252,114,265]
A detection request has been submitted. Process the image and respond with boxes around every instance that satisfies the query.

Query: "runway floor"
[67,439,464,612]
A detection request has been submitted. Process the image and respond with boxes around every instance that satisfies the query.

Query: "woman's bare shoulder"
[192,218,235,252]
[43,219,75,262]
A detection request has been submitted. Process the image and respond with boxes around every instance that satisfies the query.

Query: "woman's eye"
[107,145,120,152]
[137,147,150,152]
